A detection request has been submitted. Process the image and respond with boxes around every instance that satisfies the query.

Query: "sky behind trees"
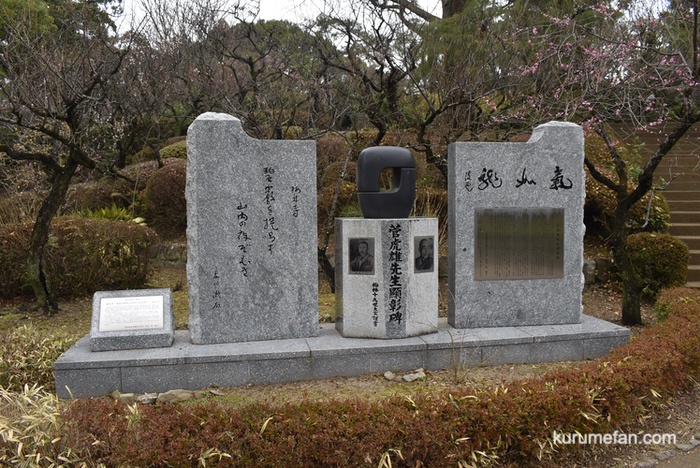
[118,0,443,27]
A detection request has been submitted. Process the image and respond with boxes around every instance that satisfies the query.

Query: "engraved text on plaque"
[475,208,564,280]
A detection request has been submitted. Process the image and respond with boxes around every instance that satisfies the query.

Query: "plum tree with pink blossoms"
[508,1,700,325]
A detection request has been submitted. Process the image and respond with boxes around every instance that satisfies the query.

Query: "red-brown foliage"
[61,287,700,466]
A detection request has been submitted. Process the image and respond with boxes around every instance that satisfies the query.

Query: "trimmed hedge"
[142,158,187,239]
[0,216,157,298]
[160,140,187,160]
[628,232,689,297]
[61,287,700,466]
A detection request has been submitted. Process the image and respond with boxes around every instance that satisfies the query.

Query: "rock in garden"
[674,443,695,452]
[635,460,658,468]
[157,389,195,404]
[654,450,676,461]
[136,393,158,405]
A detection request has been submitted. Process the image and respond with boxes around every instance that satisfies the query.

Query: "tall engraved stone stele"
[448,121,585,328]
[187,113,318,344]
[335,147,439,339]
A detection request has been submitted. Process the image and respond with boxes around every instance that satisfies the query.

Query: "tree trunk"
[613,238,644,326]
[26,159,78,314]
[609,202,644,326]
[318,248,336,293]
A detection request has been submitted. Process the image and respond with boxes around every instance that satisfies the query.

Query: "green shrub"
[0,217,158,298]
[128,145,156,165]
[77,203,146,225]
[142,158,187,239]
[63,178,134,213]
[627,232,689,297]
[160,140,187,160]
[0,326,73,392]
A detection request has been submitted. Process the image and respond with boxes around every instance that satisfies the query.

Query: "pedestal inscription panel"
[474,208,564,280]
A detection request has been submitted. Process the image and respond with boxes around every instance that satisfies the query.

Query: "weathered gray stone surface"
[335,217,438,339]
[186,112,318,344]
[55,315,629,398]
[90,289,174,351]
[448,121,585,328]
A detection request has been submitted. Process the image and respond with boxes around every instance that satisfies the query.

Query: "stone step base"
[689,250,700,264]
[54,316,630,399]
[664,190,700,201]
[676,236,700,250]
[670,223,700,236]
[669,211,700,223]
[688,265,700,282]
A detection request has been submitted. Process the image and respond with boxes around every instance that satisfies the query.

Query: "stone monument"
[53,120,630,399]
[448,121,585,328]
[186,112,319,344]
[336,147,438,338]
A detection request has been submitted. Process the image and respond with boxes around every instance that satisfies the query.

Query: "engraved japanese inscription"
[474,208,564,280]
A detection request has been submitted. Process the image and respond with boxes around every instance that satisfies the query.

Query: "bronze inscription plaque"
[474,208,564,280]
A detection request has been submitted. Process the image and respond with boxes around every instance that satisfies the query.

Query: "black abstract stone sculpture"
[357,146,416,219]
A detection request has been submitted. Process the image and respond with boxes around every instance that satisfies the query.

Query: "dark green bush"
[317,181,357,224]
[316,133,351,169]
[627,232,689,297]
[0,216,157,298]
[160,140,187,159]
[128,145,156,165]
[65,160,181,216]
[143,158,187,239]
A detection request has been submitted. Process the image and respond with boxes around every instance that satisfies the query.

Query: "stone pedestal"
[335,217,438,339]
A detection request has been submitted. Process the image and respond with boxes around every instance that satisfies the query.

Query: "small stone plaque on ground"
[448,121,585,328]
[90,289,174,351]
[186,112,319,344]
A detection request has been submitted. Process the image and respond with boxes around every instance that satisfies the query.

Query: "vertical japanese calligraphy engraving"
[263,166,278,252]
[371,282,379,327]
[291,185,301,217]
[388,224,403,324]
[211,269,222,310]
[464,170,474,192]
[236,203,251,277]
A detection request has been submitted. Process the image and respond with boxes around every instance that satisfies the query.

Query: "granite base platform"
[54,315,630,398]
